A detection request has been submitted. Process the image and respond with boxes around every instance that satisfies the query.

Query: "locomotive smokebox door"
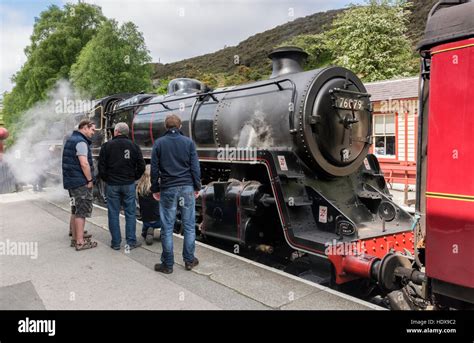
[314,85,370,167]
[299,67,373,177]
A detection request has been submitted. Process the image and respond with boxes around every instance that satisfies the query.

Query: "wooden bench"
[379,162,417,206]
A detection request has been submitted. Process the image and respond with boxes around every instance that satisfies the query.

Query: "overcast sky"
[0,0,362,94]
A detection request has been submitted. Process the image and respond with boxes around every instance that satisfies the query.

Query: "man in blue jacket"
[62,119,98,251]
[151,114,201,274]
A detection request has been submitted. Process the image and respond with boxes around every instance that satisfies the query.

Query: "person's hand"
[153,192,160,201]
[86,180,93,189]
[194,191,200,199]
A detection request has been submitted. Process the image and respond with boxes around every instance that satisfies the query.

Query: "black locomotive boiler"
[88,47,415,287]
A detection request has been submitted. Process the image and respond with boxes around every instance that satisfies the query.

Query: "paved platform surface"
[0,188,382,310]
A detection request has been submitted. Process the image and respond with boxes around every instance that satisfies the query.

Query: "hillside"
[152,0,438,81]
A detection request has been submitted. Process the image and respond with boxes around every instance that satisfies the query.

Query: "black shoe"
[110,245,120,250]
[154,263,173,274]
[185,258,199,271]
[145,228,154,245]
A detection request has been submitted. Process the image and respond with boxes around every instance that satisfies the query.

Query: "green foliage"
[154,79,170,95]
[2,3,105,142]
[153,64,264,91]
[223,66,261,86]
[278,34,333,70]
[199,74,219,89]
[324,0,418,81]
[275,1,419,81]
[70,20,152,98]
[279,1,418,81]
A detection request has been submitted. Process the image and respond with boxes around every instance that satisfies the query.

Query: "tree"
[324,0,417,81]
[2,3,105,142]
[70,20,152,98]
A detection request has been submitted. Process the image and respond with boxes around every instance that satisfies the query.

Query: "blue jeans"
[106,183,137,247]
[159,185,196,268]
[142,220,160,236]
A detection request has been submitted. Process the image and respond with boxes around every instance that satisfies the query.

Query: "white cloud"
[0,5,31,93]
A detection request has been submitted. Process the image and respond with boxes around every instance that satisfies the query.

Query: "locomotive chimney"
[268,46,308,79]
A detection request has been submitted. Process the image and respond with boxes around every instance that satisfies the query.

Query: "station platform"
[0,188,382,310]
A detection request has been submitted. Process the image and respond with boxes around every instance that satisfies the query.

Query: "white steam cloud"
[1,80,91,197]
[236,110,274,148]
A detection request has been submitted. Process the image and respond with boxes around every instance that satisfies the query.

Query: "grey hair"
[114,122,130,136]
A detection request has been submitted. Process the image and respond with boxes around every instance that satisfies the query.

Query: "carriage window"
[373,114,395,157]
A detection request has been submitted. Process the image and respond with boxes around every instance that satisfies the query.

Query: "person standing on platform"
[62,119,97,251]
[99,122,145,251]
[151,114,201,274]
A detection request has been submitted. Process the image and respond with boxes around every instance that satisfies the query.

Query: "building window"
[373,113,396,157]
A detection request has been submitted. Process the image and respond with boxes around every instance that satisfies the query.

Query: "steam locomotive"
[87,46,416,294]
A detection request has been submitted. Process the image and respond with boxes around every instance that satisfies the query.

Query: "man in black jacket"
[99,122,145,250]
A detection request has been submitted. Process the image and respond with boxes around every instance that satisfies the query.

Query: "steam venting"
[235,110,274,148]
[268,46,308,79]
[1,80,92,199]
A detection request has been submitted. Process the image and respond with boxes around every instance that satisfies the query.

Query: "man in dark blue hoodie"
[151,114,201,274]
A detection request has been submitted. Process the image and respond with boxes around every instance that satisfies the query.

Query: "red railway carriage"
[417,0,474,307]
[426,38,474,294]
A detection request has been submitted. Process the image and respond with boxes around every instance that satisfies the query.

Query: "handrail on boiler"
[114,79,298,134]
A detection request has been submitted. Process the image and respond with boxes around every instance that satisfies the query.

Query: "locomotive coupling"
[332,252,425,292]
